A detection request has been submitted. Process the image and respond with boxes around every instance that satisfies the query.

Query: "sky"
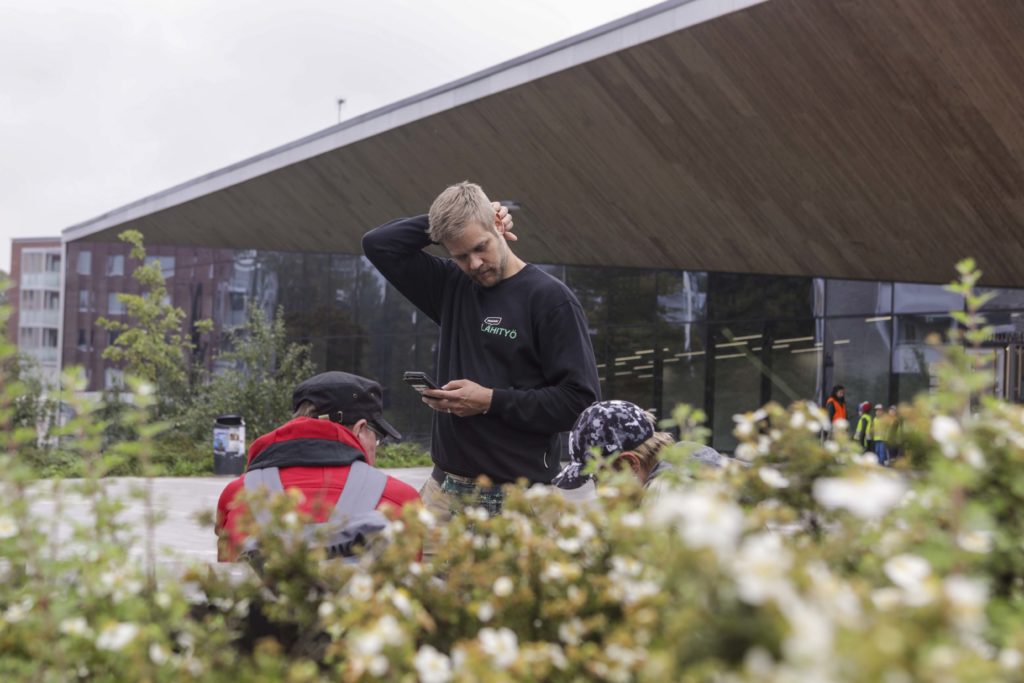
[0,0,660,273]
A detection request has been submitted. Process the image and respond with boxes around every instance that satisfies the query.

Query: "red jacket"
[216,417,420,561]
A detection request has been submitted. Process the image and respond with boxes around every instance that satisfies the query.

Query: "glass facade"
[62,241,1024,451]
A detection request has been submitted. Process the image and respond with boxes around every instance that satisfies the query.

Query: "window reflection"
[711,323,763,451]
[893,314,957,403]
[826,279,892,317]
[825,317,892,418]
[894,283,963,315]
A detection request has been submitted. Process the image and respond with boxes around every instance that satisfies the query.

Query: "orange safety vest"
[825,396,847,422]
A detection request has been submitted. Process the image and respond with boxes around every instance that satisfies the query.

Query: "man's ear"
[615,452,644,477]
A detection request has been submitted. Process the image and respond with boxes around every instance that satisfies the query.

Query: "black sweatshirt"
[362,215,601,484]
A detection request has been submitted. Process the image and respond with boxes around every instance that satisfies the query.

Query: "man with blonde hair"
[362,181,600,521]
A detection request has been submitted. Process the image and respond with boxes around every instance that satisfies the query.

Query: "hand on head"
[491,201,517,242]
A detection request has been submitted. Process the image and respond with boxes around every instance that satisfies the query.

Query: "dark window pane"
[659,321,706,416]
[564,266,608,329]
[604,327,657,410]
[710,322,763,451]
[767,320,821,407]
[979,287,1024,311]
[709,273,815,321]
[826,279,893,317]
[606,270,657,325]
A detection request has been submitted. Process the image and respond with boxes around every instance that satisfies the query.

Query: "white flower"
[789,411,806,429]
[4,599,33,623]
[382,520,405,540]
[648,485,744,558]
[733,410,764,439]
[999,649,1023,670]
[0,515,18,539]
[478,627,519,669]
[370,614,405,647]
[414,645,453,683]
[758,467,790,489]
[149,643,169,665]
[476,602,494,622]
[154,592,172,609]
[556,537,583,553]
[282,511,300,527]
[318,601,336,619]
[610,556,643,579]
[931,415,962,442]
[351,631,385,657]
[610,579,660,606]
[813,473,907,519]
[545,643,569,669]
[731,533,793,605]
[391,589,414,617]
[367,655,388,676]
[347,573,374,601]
[931,416,962,457]
[871,587,903,611]
[963,445,986,468]
[524,485,550,499]
[734,443,758,462]
[96,622,139,651]
[957,530,994,554]
[465,506,489,522]
[541,561,581,582]
[417,507,437,527]
[884,554,931,591]
[619,512,643,528]
[943,575,988,632]
[833,418,849,432]
[493,576,514,597]
[596,485,620,498]
[559,617,586,646]
[59,617,90,637]
[780,598,833,665]
[884,554,936,606]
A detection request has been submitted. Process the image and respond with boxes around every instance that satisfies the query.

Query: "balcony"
[19,309,61,328]
[20,272,61,290]
[22,347,59,365]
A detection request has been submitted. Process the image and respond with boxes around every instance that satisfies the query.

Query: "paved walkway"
[29,468,432,566]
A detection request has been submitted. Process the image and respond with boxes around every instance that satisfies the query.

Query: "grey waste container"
[213,414,246,475]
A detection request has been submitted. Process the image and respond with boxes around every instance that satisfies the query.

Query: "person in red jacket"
[216,371,421,562]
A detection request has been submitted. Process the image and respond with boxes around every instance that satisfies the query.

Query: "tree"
[96,230,211,416]
[181,303,316,444]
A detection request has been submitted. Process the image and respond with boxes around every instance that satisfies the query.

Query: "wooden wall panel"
[80,0,1024,286]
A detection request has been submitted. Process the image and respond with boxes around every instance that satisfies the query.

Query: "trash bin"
[213,414,246,475]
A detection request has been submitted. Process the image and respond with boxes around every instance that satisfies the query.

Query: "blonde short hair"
[428,181,494,244]
[630,430,675,472]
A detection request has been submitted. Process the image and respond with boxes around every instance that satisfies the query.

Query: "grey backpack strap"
[244,467,285,524]
[330,461,388,521]
[244,466,285,494]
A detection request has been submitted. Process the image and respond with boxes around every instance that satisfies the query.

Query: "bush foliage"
[4,261,1024,681]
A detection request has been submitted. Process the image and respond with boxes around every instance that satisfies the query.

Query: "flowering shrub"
[4,262,1024,681]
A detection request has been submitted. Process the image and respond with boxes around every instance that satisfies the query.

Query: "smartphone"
[403,370,440,394]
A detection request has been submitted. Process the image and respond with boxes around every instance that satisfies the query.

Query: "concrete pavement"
[29,468,432,566]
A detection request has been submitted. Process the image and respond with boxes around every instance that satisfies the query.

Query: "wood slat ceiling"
[77,0,1024,286]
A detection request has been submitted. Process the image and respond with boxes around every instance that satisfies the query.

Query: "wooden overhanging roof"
[64,0,1024,286]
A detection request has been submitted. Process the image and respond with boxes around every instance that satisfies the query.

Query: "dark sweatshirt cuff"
[489,388,512,416]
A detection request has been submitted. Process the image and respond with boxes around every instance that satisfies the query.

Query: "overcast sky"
[0,0,658,273]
